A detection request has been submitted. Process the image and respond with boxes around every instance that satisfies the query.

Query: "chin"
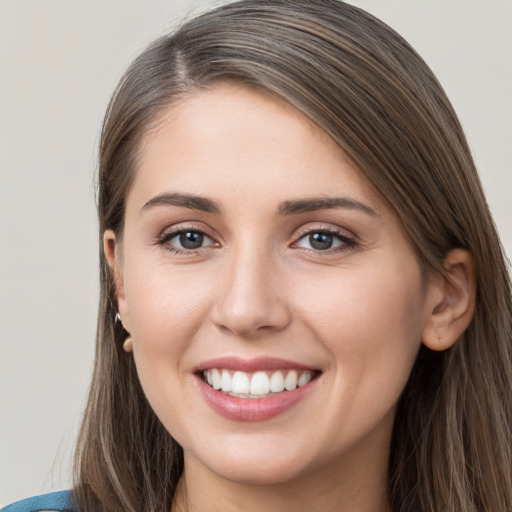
[184,435,318,486]
[208,456,310,486]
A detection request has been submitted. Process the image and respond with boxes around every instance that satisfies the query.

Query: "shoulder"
[1,491,74,512]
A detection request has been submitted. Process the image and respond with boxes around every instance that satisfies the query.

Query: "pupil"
[180,232,203,249]
[309,232,333,250]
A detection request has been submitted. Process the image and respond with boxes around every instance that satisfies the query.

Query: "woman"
[4,1,511,511]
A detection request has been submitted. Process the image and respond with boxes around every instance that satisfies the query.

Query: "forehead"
[129,83,385,212]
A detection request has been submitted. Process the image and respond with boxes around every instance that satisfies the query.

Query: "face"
[110,84,434,487]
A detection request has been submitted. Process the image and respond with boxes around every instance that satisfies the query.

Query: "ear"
[103,230,131,333]
[422,249,477,351]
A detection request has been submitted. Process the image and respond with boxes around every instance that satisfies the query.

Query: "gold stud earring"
[123,336,133,353]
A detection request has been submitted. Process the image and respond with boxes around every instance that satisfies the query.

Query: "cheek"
[294,256,426,389]
[122,257,215,385]
[121,260,218,438]
[124,256,211,336]
[288,259,426,451]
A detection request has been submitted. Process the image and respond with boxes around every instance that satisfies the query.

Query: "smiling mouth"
[201,369,320,398]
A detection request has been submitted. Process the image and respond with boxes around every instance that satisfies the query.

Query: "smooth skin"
[104,84,476,512]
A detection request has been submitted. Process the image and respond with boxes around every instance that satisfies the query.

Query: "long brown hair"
[73,1,512,511]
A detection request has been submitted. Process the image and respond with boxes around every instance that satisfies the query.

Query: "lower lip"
[196,375,319,422]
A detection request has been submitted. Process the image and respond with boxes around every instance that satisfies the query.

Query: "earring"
[123,336,133,353]
[115,311,133,353]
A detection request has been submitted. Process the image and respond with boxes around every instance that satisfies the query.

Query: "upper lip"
[195,356,317,373]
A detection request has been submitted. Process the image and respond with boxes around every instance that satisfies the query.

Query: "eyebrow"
[141,192,378,218]
[142,193,221,214]
[278,197,379,217]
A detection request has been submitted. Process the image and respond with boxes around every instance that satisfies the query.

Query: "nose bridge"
[212,239,290,336]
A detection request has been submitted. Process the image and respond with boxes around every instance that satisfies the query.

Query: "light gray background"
[1,0,510,506]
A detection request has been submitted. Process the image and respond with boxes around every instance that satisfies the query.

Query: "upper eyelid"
[154,222,357,246]
[158,223,213,238]
[293,224,356,240]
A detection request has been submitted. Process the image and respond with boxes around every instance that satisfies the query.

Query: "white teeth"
[221,370,232,392]
[212,369,222,390]
[284,370,298,391]
[232,371,250,394]
[269,371,285,392]
[298,371,312,387]
[250,371,270,395]
[203,368,315,396]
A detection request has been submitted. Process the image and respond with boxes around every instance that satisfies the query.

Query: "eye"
[294,229,355,252]
[157,228,217,253]
[175,231,208,250]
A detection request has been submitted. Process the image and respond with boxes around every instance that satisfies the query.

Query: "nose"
[211,247,291,338]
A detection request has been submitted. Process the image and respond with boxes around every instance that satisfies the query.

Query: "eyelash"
[155,225,358,255]
[155,225,217,255]
[292,226,357,254]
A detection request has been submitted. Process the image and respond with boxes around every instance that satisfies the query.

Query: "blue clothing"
[1,491,73,512]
